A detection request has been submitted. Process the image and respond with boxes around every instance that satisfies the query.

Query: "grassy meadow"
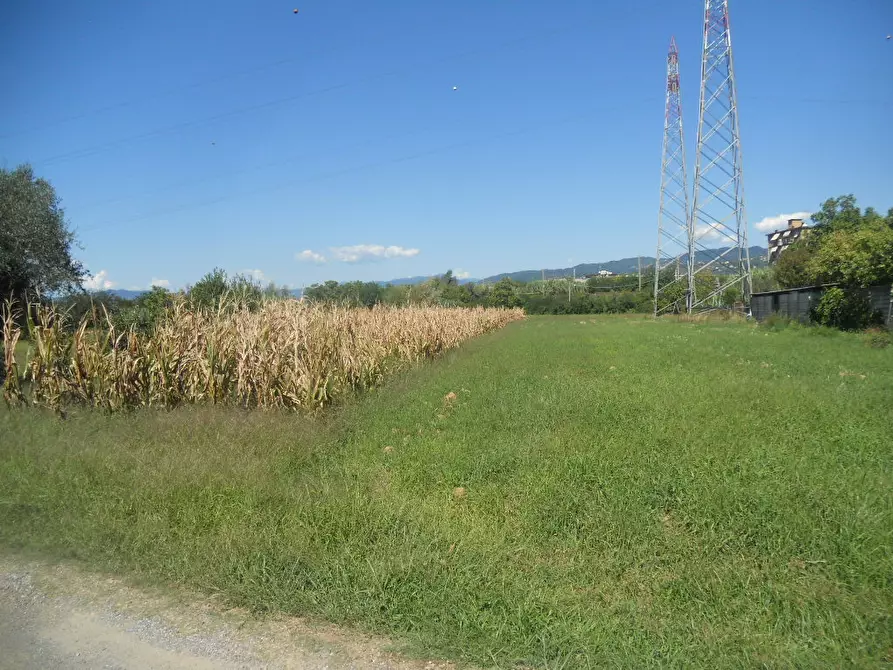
[2,315,892,667]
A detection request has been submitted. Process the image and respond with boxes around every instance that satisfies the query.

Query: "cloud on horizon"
[694,222,725,241]
[242,269,267,282]
[330,244,420,263]
[454,269,471,279]
[83,270,114,291]
[754,211,812,233]
[296,245,420,264]
[296,249,327,264]
[150,278,170,288]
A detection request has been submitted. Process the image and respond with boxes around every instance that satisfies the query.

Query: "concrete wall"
[751,284,892,326]
[868,285,893,324]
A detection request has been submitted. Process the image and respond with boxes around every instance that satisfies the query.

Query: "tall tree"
[809,195,869,241]
[774,195,893,289]
[0,164,85,302]
[806,223,893,288]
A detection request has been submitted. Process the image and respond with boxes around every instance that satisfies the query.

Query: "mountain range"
[107,289,146,300]
[479,246,768,284]
[107,246,768,299]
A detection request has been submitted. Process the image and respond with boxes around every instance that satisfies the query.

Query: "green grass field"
[2,315,892,668]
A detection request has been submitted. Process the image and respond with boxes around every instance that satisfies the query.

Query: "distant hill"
[109,289,146,300]
[381,275,478,286]
[108,248,768,298]
[481,246,768,283]
[290,276,479,296]
[380,275,439,286]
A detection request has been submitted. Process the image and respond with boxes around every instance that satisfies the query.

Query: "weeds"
[675,309,747,324]
[863,327,892,349]
[760,313,800,331]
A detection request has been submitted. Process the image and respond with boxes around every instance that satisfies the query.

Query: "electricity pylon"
[689,0,751,310]
[654,37,691,315]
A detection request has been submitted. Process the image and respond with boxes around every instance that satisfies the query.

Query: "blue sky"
[3,0,891,290]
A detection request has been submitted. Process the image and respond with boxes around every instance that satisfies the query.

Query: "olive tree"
[0,164,85,303]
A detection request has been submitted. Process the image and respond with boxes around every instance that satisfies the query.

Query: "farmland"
[2,315,892,668]
[3,301,523,411]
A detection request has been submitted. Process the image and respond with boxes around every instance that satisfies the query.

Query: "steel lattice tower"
[689,0,751,310]
[653,37,692,315]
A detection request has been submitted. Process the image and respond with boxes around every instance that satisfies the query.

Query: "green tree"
[806,223,893,287]
[808,195,876,241]
[188,268,229,310]
[339,281,382,307]
[262,282,292,300]
[488,278,521,308]
[721,286,742,307]
[810,287,883,331]
[774,196,893,289]
[305,280,341,303]
[774,243,814,288]
[304,280,382,307]
[436,270,472,306]
[380,284,411,305]
[751,267,780,293]
[114,286,174,334]
[0,164,85,303]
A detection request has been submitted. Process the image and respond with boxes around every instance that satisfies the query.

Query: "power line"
[77,97,659,233]
[74,118,439,212]
[3,54,314,141]
[0,6,394,139]
[739,95,893,106]
[30,18,610,168]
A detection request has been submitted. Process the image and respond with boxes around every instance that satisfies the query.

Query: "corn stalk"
[9,299,524,412]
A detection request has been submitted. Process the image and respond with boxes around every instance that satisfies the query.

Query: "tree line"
[303,269,657,314]
[3,161,889,331]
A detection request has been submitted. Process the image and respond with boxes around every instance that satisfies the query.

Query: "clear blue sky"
[3,0,891,290]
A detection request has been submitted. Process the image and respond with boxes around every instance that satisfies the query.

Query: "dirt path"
[0,555,462,670]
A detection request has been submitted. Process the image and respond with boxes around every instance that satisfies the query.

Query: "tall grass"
[2,300,523,411]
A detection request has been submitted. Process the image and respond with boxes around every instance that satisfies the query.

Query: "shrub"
[188,268,228,310]
[810,287,883,331]
[761,314,797,332]
[188,269,266,312]
[114,287,174,335]
[863,327,891,349]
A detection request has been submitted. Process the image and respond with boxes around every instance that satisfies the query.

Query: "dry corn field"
[2,301,524,411]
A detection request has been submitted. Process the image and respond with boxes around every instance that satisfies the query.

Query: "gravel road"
[0,556,460,670]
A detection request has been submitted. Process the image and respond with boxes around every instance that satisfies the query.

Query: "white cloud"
[329,244,420,263]
[83,270,115,291]
[694,222,724,241]
[454,269,471,280]
[296,249,327,264]
[754,211,812,233]
[296,244,420,264]
[149,278,170,288]
[242,269,266,282]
